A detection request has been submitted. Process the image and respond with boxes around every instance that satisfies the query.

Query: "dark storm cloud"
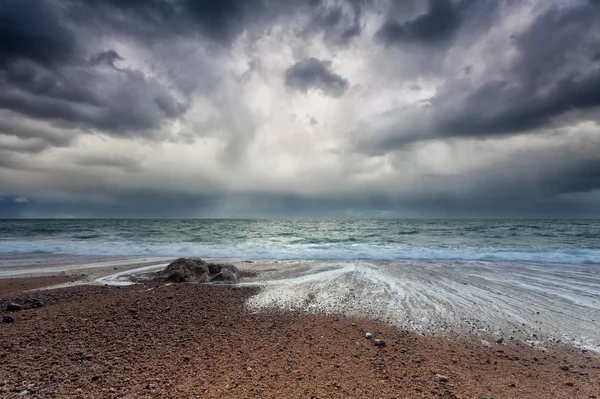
[302,0,367,46]
[285,58,349,97]
[376,0,462,45]
[0,115,75,149]
[90,50,123,67]
[0,0,189,146]
[73,0,368,46]
[359,1,600,152]
[0,0,77,67]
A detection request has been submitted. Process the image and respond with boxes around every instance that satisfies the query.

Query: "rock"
[374,339,386,347]
[364,332,373,339]
[435,374,449,383]
[401,347,407,353]
[30,299,44,308]
[2,315,14,323]
[154,258,239,284]
[496,337,504,344]
[560,365,570,371]
[210,264,239,284]
[5,302,21,312]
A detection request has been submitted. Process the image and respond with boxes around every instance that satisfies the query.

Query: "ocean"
[0,218,599,263]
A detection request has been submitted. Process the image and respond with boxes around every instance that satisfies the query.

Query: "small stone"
[401,347,407,353]
[509,383,517,388]
[560,365,570,371]
[91,376,100,382]
[435,374,449,383]
[2,315,14,323]
[373,339,386,347]
[496,337,504,344]
[30,299,43,308]
[566,382,574,387]
[5,302,21,312]
[364,332,373,339]
[482,397,491,399]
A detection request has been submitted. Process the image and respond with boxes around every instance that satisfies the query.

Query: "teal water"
[0,219,598,263]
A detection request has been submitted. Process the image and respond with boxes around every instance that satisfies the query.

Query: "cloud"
[0,0,600,218]
[14,197,29,204]
[376,0,462,45]
[90,50,123,67]
[0,0,77,67]
[285,58,349,97]
[73,154,143,173]
[354,1,600,153]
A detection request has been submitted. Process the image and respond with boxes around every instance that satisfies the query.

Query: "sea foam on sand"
[241,259,600,352]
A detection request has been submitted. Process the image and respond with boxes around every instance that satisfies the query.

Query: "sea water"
[0,219,599,263]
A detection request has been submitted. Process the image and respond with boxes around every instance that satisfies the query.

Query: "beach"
[1,256,600,398]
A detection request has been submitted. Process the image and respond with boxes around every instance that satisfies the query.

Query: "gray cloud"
[90,50,123,67]
[0,0,77,67]
[1,0,600,218]
[376,0,462,45]
[73,155,143,173]
[356,1,600,152]
[285,58,349,97]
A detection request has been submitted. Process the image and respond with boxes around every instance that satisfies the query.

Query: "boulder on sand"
[155,258,239,284]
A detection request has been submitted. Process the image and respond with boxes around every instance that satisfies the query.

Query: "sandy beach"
[1,263,600,398]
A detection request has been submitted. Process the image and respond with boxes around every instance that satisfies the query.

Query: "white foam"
[95,263,168,286]
[1,240,600,264]
[245,259,600,352]
[0,257,172,277]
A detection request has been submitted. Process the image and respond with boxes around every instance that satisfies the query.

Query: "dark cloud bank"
[1,0,600,218]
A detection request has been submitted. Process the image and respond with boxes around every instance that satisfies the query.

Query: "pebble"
[401,347,407,353]
[560,365,569,371]
[435,374,449,383]
[30,299,44,308]
[373,339,386,347]
[6,302,22,312]
[2,315,14,323]
[364,332,373,339]
[496,337,504,344]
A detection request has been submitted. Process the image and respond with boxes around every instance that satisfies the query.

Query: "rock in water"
[155,258,239,284]
[5,302,21,312]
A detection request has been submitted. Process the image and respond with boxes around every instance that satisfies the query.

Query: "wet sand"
[1,282,600,398]
[0,275,81,295]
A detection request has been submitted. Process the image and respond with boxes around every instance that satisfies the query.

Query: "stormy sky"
[1,0,600,218]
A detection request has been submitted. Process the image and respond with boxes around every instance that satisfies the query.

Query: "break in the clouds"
[1,0,600,218]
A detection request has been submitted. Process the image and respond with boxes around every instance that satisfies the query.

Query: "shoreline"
[2,281,600,398]
[2,254,600,353]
